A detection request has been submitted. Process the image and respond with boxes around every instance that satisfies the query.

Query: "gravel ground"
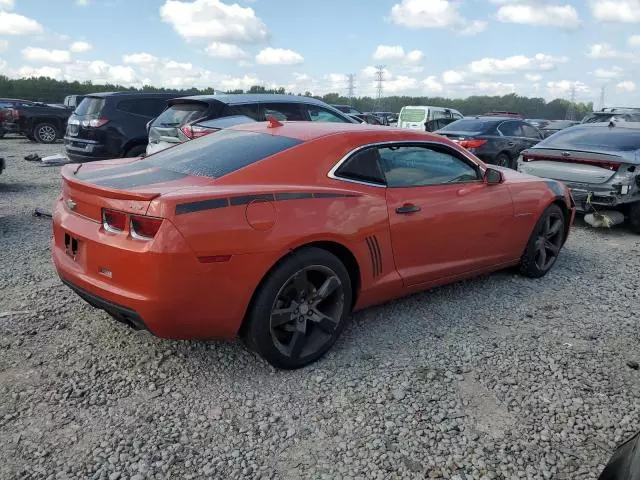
[1,136,639,480]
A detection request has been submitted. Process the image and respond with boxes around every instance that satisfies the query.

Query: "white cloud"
[423,75,443,93]
[70,41,93,53]
[0,0,15,8]
[22,47,71,64]
[0,11,43,35]
[205,42,247,59]
[385,75,419,93]
[473,82,517,95]
[629,34,640,47]
[469,53,568,75]
[526,73,543,82]
[373,45,405,61]
[76,0,90,5]
[218,74,262,91]
[616,80,636,92]
[546,80,590,97]
[442,70,466,84]
[592,66,624,79]
[255,47,303,65]
[18,66,63,80]
[586,43,632,59]
[372,45,424,64]
[0,39,8,52]
[590,0,640,23]
[389,0,464,28]
[460,20,488,36]
[160,0,269,43]
[122,52,158,65]
[496,3,580,29]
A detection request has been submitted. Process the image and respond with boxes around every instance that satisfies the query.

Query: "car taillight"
[130,215,163,240]
[81,118,109,128]
[180,124,219,140]
[102,208,127,233]
[458,139,487,149]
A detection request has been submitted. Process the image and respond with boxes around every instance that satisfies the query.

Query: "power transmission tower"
[347,74,356,104]
[598,85,606,111]
[565,83,577,121]
[374,65,385,110]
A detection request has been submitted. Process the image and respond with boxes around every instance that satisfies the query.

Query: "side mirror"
[484,167,503,185]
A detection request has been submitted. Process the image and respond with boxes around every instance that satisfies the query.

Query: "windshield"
[152,102,208,127]
[538,127,640,152]
[399,108,426,123]
[438,119,496,134]
[74,97,105,116]
[145,129,302,178]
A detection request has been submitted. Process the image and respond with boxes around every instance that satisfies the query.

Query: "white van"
[397,106,463,131]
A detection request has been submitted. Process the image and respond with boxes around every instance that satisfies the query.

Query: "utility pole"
[565,83,577,121]
[347,74,356,105]
[598,85,606,111]
[374,65,385,110]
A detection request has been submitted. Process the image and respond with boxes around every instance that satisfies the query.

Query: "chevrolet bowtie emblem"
[67,199,77,210]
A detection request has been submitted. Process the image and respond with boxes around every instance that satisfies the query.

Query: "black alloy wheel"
[520,204,566,278]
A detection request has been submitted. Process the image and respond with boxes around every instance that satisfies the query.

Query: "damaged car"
[518,122,640,233]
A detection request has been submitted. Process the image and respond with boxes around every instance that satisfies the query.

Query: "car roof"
[464,116,514,122]
[571,121,640,130]
[227,120,443,142]
[171,93,331,106]
[86,92,179,99]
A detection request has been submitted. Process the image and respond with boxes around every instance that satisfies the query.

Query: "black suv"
[65,92,180,162]
[147,94,357,154]
[436,116,544,169]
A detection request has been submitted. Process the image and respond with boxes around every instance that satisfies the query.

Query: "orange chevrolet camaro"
[52,120,576,369]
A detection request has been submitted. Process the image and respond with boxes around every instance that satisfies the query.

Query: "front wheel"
[494,152,513,169]
[34,123,59,144]
[520,204,566,278]
[242,247,352,369]
[124,144,146,158]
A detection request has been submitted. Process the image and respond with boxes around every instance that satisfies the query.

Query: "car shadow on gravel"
[0,182,43,193]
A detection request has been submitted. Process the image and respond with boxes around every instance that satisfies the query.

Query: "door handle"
[396,203,421,214]
[507,142,515,147]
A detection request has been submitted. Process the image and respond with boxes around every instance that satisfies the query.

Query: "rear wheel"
[242,247,352,369]
[628,202,640,234]
[495,152,513,169]
[34,123,59,144]
[124,144,146,158]
[520,204,566,278]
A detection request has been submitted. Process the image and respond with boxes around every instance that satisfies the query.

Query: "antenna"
[374,65,385,110]
[347,74,356,104]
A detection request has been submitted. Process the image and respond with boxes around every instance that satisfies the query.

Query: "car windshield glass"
[539,128,640,152]
[438,119,495,134]
[152,103,207,127]
[399,108,426,123]
[144,129,302,178]
[581,113,617,123]
[74,97,105,116]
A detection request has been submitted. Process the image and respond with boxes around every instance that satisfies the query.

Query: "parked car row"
[0,97,73,143]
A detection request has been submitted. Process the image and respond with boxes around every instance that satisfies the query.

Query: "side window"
[454,113,463,119]
[225,103,262,121]
[498,121,522,137]
[117,99,168,118]
[378,145,480,187]
[521,124,542,139]
[305,105,349,123]
[334,148,386,185]
[262,103,304,121]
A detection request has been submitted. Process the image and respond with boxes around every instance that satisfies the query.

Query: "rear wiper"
[160,122,180,127]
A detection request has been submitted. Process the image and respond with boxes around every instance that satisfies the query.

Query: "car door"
[378,143,516,286]
[497,120,526,157]
[520,123,544,149]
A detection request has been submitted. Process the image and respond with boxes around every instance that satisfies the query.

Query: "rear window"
[74,97,105,116]
[538,127,640,152]
[145,129,302,178]
[438,119,496,134]
[399,108,426,123]
[152,102,208,127]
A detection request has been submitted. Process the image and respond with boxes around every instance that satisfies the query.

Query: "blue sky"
[1,0,639,106]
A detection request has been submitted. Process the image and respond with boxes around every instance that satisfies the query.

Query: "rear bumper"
[565,183,638,211]
[64,137,115,162]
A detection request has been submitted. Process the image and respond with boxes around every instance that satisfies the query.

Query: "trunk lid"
[520,148,624,184]
[66,96,107,141]
[60,159,211,221]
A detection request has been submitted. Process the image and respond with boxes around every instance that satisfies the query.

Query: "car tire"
[0,130,5,139]
[34,123,59,144]
[495,152,513,169]
[124,144,147,158]
[627,202,640,234]
[520,204,566,278]
[242,247,352,370]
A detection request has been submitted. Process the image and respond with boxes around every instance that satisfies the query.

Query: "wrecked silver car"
[517,122,640,233]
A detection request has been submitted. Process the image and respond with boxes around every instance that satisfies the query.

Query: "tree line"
[0,75,594,120]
